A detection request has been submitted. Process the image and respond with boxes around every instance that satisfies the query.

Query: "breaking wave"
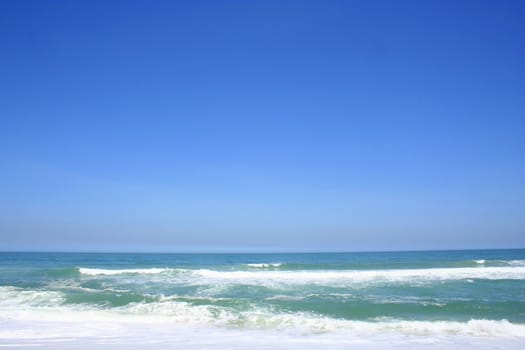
[78,267,172,275]
[1,286,524,337]
[75,266,525,287]
[245,263,283,268]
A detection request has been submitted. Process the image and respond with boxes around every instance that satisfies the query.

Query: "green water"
[1,250,524,327]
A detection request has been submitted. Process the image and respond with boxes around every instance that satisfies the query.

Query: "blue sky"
[1,0,524,252]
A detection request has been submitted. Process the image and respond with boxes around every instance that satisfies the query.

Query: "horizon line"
[1,247,524,255]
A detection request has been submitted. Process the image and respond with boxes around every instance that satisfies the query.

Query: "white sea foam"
[190,266,525,286]
[0,286,64,308]
[246,263,283,268]
[2,285,525,350]
[474,259,485,264]
[78,267,171,275]
[2,314,525,350]
[1,295,525,338]
[76,266,525,287]
[265,294,306,301]
[507,260,525,266]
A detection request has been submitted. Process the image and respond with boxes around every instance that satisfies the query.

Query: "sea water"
[1,250,524,349]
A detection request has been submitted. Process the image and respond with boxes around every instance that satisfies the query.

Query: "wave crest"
[1,293,524,337]
[191,266,525,285]
[245,263,283,268]
[78,267,172,276]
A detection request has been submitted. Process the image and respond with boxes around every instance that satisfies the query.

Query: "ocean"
[1,250,524,349]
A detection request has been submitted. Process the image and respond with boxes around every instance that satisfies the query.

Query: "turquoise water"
[1,250,525,334]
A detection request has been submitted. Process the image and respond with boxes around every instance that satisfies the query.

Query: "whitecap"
[190,266,525,287]
[245,263,283,268]
[78,267,171,276]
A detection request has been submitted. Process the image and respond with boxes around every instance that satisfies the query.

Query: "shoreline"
[0,319,525,350]
[2,315,525,350]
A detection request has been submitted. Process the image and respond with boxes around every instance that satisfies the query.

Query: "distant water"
[1,250,525,349]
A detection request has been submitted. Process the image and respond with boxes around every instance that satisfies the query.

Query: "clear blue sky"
[1,0,524,252]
